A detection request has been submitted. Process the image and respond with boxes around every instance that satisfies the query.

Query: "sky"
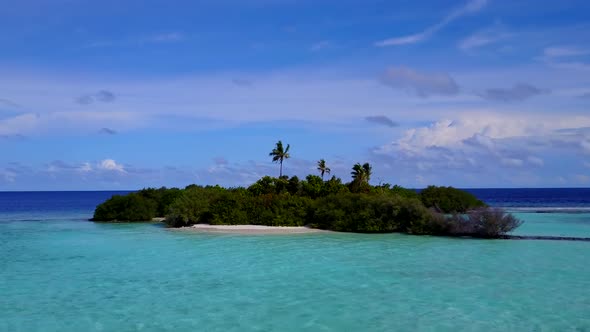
[1,0,590,190]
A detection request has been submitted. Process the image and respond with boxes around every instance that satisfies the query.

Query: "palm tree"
[317,159,331,180]
[351,162,372,184]
[362,162,372,183]
[351,163,364,183]
[269,140,290,177]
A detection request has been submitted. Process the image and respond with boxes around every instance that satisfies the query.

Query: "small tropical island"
[92,141,522,238]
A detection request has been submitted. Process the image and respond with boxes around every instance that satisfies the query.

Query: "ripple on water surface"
[1,216,590,331]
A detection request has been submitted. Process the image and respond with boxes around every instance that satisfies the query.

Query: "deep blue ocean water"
[1,189,589,331]
[467,188,590,211]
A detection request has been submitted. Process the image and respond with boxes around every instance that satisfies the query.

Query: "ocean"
[1,189,589,331]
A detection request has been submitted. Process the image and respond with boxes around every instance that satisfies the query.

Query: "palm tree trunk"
[280,161,283,177]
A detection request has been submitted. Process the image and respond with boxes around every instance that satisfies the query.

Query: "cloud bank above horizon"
[1,0,590,190]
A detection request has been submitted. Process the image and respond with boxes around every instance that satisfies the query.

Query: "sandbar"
[182,224,328,234]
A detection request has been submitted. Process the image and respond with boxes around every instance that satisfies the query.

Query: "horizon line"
[1,187,590,193]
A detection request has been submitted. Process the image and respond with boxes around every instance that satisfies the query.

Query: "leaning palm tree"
[269,140,290,177]
[351,163,366,183]
[317,159,331,180]
[351,162,372,184]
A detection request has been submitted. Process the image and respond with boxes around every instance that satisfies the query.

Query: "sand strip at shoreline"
[181,224,328,234]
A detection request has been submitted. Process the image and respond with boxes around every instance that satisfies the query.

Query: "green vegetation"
[419,185,486,213]
[92,141,520,238]
[92,187,183,222]
[269,140,290,177]
[317,159,331,180]
[351,162,372,183]
[92,192,156,222]
[309,193,432,234]
[349,162,372,193]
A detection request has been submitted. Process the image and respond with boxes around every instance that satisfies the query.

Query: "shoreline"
[178,224,590,241]
[179,224,329,234]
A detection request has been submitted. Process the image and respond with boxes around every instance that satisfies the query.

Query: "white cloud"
[550,62,590,71]
[0,111,143,137]
[527,156,544,167]
[459,23,512,51]
[0,69,451,136]
[543,46,590,58]
[0,63,588,139]
[0,113,40,136]
[538,45,590,72]
[501,158,524,167]
[0,169,17,182]
[98,159,125,173]
[376,0,488,46]
[0,155,357,190]
[374,112,590,179]
[79,162,93,172]
[392,113,590,152]
[379,67,459,97]
[376,33,429,47]
[0,159,199,190]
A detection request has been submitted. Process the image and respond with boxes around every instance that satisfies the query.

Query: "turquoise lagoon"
[1,192,590,331]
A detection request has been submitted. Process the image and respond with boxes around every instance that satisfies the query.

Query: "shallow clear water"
[1,191,590,331]
[511,212,590,237]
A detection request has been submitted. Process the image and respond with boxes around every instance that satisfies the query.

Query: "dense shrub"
[245,194,312,226]
[287,176,301,195]
[322,176,349,196]
[165,186,224,227]
[420,186,485,213]
[208,191,250,225]
[388,185,420,199]
[247,176,287,196]
[92,193,157,222]
[348,180,372,194]
[309,193,432,233]
[137,187,183,216]
[446,208,523,238]
[301,175,324,198]
[92,187,183,222]
[166,191,313,227]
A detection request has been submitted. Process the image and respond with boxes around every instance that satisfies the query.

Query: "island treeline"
[92,141,522,238]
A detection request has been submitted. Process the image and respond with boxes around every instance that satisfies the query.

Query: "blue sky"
[1,0,590,190]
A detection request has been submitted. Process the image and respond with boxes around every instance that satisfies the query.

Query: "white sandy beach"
[183,224,328,234]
